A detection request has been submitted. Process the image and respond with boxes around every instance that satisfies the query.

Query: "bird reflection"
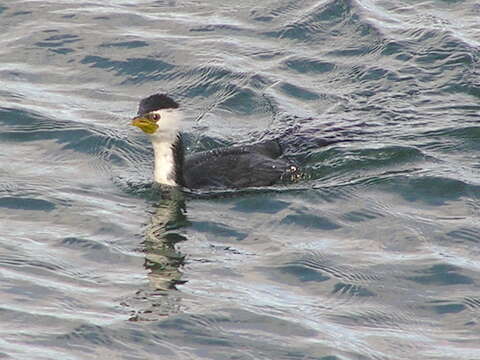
[129,186,189,321]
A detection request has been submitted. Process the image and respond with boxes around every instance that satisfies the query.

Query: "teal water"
[1,1,480,359]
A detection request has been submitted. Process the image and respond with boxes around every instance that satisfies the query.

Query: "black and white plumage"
[131,94,299,189]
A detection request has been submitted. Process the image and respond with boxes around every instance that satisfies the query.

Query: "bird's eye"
[151,113,160,122]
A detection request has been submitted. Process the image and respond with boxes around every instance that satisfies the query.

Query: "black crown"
[137,93,179,115]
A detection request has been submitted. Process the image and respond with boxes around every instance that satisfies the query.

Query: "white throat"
[149,109,182,186]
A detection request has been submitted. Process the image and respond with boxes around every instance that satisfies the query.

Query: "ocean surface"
[1,0,480,359]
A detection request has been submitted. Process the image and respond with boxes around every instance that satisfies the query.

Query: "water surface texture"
[1,1,480,359]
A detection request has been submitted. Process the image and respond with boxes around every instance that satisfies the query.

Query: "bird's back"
[184,140,298,189]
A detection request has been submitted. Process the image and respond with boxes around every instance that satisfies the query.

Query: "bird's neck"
[147,109,185,187]
[151,134,184,187]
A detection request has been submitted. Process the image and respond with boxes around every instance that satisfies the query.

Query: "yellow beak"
[131,116,158,134]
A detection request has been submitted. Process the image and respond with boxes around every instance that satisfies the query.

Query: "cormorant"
[131,93,299,189]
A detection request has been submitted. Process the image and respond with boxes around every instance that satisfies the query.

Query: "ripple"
[35,33,80,48]
[281,213,340,230]
[406,264,474,286]
[264,0,369,42]
[463,297,480,310]
[446,228,480,244]
[80,55,175,84]
[382,176,479,206]
[332,282,376,297]
[231,197,290,214]
[190,220,248,241]
[283,57,336,74]
[329,308,413,330]
[425,300,466,315]
[99,40,148,49]
[342,208,384,223]
[0,197,56,211]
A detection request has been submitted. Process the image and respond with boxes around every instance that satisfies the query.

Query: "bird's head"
[131,93,181,141]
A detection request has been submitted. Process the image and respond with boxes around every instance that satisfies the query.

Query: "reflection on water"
[130,186,189,320]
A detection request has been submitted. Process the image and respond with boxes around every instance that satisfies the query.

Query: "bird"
[131,93,300,189]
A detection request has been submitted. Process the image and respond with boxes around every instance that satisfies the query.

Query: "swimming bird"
[131,93,299,189]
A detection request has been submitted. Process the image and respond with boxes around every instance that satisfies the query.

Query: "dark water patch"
[251,14,274,22]
[252,1,300,20]
[247,73,274,90]
[12,11,32,16]
[61,129,130,159]
[305,260,380,283]
[283,57,335,74]
[342,208,384,223]
[1,127,91,144]
[406,264,474,286]
[332,282,376,297]
[442,82,480,99]
[1,106,143,164]
[0,109,129,161]
[294,186,355,205]
[80,55,175,84]
[381,39,414,61]
[248,49,287,62]
[355,66,391,82]
[217,86,266,115]
[382,176,477,206]
[183,184,304,202]
[216,308,318,337]
[281,213,340,230]
[329,309,405,329]
[395,30,477,88]
[190,221,248,241]
[279,82,320,101]
[190,24,244,33]
[443,51,475,68]
[423,126,480,142]
[99,40,149,49]
[158,308,318,339]
[277,264,331,283]
[49,47,74,55]
[57,324,115,346]
[177,65,245,100]
[265,0,373,42]
[0,107,49,127]
[60,237,106,251]
[0,197,55,211]
[38,323,176,358]
[424,300,466,315]
[446,228,480,244]
[415,48,454,65]
[0,6,7,15]
[415,126,480,154]
[325,42,382,58]
[231,197,289,214]
[35,34,80,48]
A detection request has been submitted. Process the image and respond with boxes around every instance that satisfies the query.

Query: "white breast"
[149,109,182,186]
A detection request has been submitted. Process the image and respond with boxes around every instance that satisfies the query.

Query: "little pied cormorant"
[131,93,299,189]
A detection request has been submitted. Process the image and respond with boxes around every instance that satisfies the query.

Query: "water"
[1,0,480,359]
